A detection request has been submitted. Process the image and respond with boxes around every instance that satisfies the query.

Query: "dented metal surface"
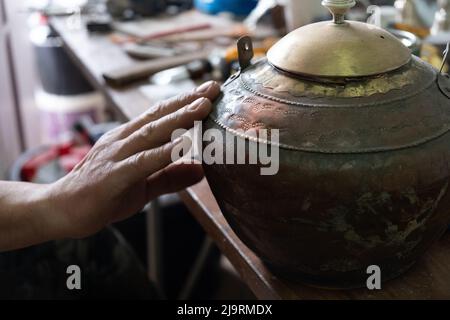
[203,54,450,288]
[248,60,425,99]
[210,58,450,154]
[203,1,450,288]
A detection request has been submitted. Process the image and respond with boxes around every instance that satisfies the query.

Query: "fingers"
[113,81,220,141]
[119,136,192,184]
[115,97,211,160]
[145,162,204,201]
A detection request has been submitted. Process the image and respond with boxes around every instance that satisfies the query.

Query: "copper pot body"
[203,57,450,287]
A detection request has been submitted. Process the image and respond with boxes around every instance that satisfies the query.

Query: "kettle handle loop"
[439,42,449,75]
[437,42,450,99]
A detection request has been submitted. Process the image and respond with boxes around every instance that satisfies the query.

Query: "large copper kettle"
[203,0,450,288]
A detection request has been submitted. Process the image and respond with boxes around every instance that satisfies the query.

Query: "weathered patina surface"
[203,56,450,288]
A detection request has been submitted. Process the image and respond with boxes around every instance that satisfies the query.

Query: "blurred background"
[0,0,449,299]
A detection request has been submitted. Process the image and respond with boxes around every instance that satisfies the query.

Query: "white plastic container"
[35,90,105,142]
[283,0,327,31]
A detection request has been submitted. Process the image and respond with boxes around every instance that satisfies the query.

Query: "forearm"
[0,81,220,252]
[0,181,57,251]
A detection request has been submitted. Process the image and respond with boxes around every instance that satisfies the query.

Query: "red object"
[21,146,59,181]
[21,143,91,181]
[59,155,82,172]
[38,13,49,26]
[58,141,74,156]
[59,145,91,172]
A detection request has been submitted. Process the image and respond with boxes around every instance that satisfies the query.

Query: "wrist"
[41,176,101,240]
[22,182,62,244]
[37,180,73,241]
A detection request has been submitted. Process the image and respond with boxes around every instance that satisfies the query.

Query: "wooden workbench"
[51,16,450,300]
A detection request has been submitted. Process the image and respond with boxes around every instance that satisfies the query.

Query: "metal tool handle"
[322,0,356,24]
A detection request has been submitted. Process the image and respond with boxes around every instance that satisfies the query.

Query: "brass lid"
[267,0,412,78]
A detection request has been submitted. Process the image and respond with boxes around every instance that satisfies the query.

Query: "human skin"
[0,81,221,252]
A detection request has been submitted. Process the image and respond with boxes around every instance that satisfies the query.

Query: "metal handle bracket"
[224,36,254,87]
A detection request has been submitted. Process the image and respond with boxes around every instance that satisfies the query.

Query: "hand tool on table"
[123,43,180,59]
[102,50,211,87]
[111,23,212,44]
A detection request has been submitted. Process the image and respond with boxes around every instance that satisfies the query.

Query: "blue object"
[194,0,258,16]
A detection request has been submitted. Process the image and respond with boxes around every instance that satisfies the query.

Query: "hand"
[42,81,220,240]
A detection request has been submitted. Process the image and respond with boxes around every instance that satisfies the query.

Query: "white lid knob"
[322,0,356,24]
